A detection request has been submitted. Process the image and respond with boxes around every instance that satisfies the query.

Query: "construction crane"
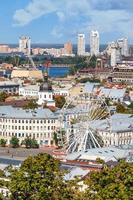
[43,60,51,76]
[85,55,93,66]
[26,54,36,69]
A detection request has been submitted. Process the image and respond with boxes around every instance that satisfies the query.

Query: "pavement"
[0,146,56,160]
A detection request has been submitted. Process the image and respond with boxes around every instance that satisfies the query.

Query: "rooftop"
[66,146,131,162]
[0,106,57,119]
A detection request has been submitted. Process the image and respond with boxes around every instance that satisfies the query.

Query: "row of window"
[0,125,56,131]
[0,132,52,138]
[39,94,53,99]
[0,119,56,124]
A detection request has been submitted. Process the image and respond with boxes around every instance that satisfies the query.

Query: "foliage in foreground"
[84,161,133,200]
[0,154,132,200]
[9,153,75,200]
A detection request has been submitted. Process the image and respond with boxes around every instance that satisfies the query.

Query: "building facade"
[117,38,129,56]
[64,42,73,55]
[110,63,133,84]
[0,81,19,94]
[77,34,85,56]
[90,30,99,56]
[19,36,31,55]
[0,106,58,146]
[110,42,122,67]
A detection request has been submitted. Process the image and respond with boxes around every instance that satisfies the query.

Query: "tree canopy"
[0,139,7,147]
[84,161,133,200]
[54,95,66,108]
[9,153,75,200]
[0,154,132,200]
[0,92,8,102]
[10,136,19,148]
[23,99,38,110]
[22,137,39,149]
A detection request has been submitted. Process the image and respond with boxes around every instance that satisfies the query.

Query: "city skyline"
[0,0,133,44]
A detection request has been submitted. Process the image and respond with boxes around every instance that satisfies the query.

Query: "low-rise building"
[11,70,43,80]
[0,106,58,146]
[110,63,133,84]
[19,85,39,98]
[0,81,19,94]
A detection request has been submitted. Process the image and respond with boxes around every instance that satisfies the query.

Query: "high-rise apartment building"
[110,42,122,67]
[117,38,129,56]
[90,30,99,56]
[77,34,85,56]
[19,36,31,55]
[64,42,73,55]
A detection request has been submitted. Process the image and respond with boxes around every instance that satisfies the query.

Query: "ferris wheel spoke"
[94,109,108,120]
[58,92,111,153]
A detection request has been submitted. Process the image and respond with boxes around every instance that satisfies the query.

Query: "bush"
[10,136,19,148]
[54,95,66,108]
[0,139,7,147]
[22,137,39,148]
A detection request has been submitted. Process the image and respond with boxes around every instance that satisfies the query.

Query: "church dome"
[39,71,52,92]
[40,81,52,91]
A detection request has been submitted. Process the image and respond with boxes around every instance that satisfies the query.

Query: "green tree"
[22,137,39,148]
[0,139,7,147]
[0,92,8,102]
[116,103,126,113]
[10,136,19,148]
[54,95,66,108]
[128,102,133,110]
[84,161,133,200]
[9,153,75,200]
[53,132,58,146]
[23,100,38,110]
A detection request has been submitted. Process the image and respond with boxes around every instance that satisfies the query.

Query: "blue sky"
[0,0,133,44]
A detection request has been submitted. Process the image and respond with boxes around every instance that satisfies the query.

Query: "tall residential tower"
[77,34,85,56]
[19,36,31,55]
[90,30,99,56]
[117,38,129,56]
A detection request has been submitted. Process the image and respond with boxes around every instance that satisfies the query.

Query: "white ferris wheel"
[58,92,112,154]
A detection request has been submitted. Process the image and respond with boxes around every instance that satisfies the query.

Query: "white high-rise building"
[77,34,85,56]
[117,38,129,56]
[19,36,31,55]
[90,30,99,56]
[110,42,122,67]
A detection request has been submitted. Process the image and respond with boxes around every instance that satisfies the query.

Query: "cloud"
[13,0,133,41]
[13,0,58,26]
